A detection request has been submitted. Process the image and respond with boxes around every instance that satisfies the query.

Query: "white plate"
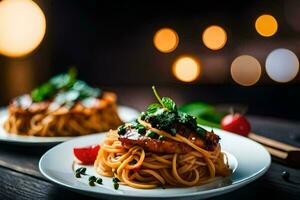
[0,106,139,145]
[39,127,271,200]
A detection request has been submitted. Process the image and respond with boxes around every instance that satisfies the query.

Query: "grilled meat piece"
[118,126,219,153]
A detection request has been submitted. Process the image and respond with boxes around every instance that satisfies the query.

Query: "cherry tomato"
[221,114,251,136]
[73,144,100,165]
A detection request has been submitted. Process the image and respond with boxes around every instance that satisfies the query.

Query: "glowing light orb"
[172,56,200,82]
[266,48,299,83]
[255,14,278,37]
[202,25,227,50]
[231,55,262,86]
[153,28,179,53]
[0,0,46,57]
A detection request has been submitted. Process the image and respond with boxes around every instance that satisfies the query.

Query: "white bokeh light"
[266,48,299,83]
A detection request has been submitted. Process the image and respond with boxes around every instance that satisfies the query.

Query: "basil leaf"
[162,97,177,111]
[146,103,161,114]
[50,68,77,90]
[31,82,55,102]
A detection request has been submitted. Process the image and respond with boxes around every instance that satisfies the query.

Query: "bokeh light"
[255,14,278,37]
[266,48,299,83]
[153,28,179,53]
[172,56,201,82]
[0,0,46,57]
[231,55,262,86]
[202,25,227,50]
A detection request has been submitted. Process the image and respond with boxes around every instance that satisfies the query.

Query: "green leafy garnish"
[117,86,209,139]
[145,131,157,138]
[30,68,102,109]
[117,125,127,135]
[161,97,177,111]
[31,82,55,102]
[89,176,97,182]
[140,86,208,138]
[158,135,166,140]
[49,68,77,90]
[113,182,119,190]
[96,178,103,184]
[112,177,120,183]
[75,167,87,174]
[146,103,161,114]
[152,86,177,112]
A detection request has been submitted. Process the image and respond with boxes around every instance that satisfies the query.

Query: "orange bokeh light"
[255,14,278,37]
[202,25,227,50]
[153,28,179,53]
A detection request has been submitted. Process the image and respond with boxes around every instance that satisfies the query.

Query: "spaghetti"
[4,69,122,136]
[94,87,231,189]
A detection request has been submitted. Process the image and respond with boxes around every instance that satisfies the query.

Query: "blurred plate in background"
[0,106,139,146]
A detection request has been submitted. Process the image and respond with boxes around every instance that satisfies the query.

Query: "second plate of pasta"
[0,106,139,145]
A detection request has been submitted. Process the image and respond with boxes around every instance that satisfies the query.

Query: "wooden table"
[0,87,299,199]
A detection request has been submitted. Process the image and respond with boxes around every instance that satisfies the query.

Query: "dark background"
[0,0,299,120]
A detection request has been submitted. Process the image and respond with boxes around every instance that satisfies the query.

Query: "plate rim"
[39,128,271,199]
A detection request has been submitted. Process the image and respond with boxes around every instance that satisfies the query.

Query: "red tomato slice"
[73,144,100,165]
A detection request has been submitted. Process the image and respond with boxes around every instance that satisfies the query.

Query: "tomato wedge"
[73,144,100,165]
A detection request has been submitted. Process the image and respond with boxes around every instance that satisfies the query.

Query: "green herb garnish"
[96,178,103,184]
[145,131,157,138]
[89,176,97,182]
[88,176,97,186]
[75,167,86,175]
[119,86,208,139]
[74,168,104,186]
[112,177,120,190]
[89,181,95,186]
[75,172,81,178]
[30,68,101,106]
[152,86,177,112]
[158,135,166,140]
[117,125,127,135]
[140,86,208,138]
[136,124,146,134]
[112,177,120,183]
[113,182,119,190]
